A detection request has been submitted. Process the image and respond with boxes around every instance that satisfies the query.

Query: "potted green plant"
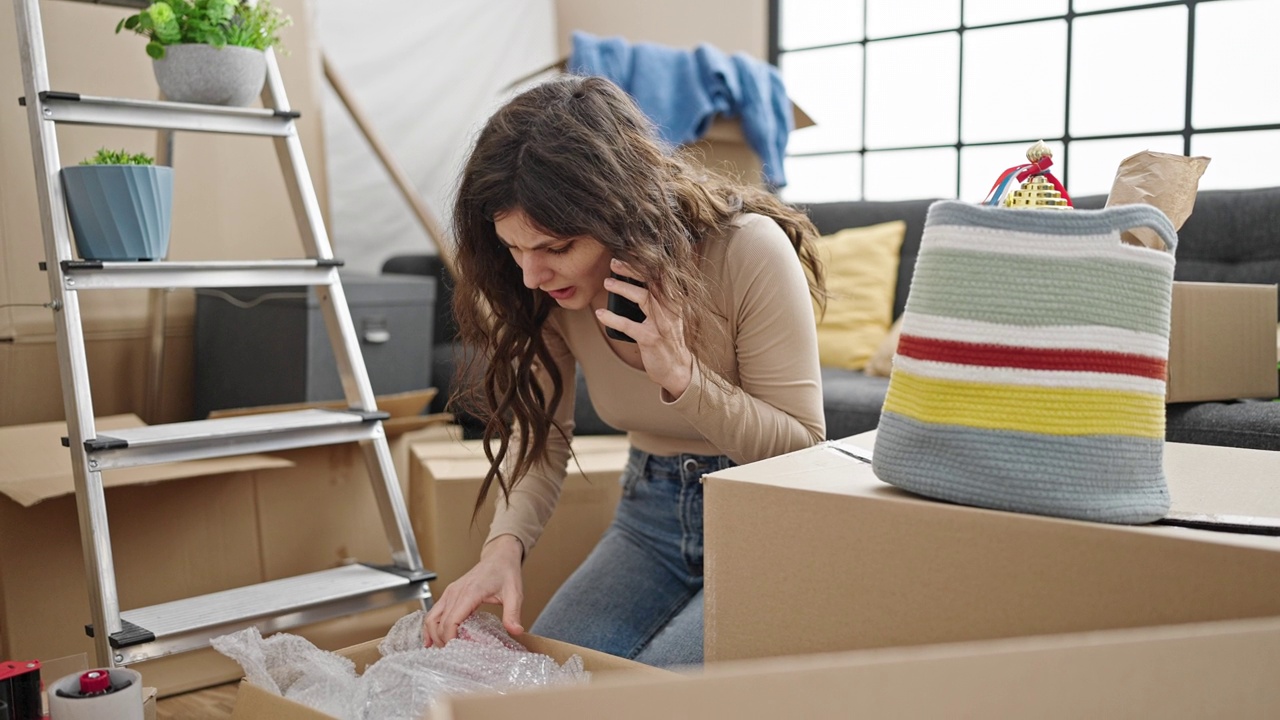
[61,148,174,261]
[116,0,290,107]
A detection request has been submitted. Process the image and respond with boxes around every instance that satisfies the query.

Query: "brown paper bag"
[1105,150,1210,250]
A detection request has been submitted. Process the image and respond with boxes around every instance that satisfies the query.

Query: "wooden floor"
[155,682,240,719]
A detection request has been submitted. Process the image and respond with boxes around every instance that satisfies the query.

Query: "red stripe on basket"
[898,334,1167,379]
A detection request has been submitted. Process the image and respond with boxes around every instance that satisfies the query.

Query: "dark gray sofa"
[384,186,1280,450]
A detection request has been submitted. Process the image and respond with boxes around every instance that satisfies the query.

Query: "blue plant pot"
[61,165,174,261]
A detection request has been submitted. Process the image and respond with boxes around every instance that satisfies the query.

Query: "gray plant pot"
[152,43,267,106]
[61,165,174,261]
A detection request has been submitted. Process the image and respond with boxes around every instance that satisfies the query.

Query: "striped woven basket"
[872,200,1178,524]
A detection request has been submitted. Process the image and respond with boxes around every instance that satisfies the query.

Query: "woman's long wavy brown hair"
[451,75,825,513]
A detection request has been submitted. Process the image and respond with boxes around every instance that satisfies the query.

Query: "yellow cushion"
[813,220,906,371]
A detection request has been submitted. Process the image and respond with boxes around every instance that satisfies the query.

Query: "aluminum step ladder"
[12,0,435,667]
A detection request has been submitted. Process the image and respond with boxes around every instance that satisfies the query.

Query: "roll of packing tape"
[47,668,144,720]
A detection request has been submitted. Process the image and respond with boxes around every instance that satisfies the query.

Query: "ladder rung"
[60,259,343,290]
[96,564,435,664]
[76,409,390,471]
[26,91,299,136]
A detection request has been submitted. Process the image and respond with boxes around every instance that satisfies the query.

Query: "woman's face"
[494,208,613,311]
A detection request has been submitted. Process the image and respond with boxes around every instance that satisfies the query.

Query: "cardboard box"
[507,56,813,188]
[409,434,627,626]
[704,431,1280,664]
[0,404,443,697]
[0,321,195,427]
[229,632,665,720]
[432,615,1280,719]
[1168,282,1279,402]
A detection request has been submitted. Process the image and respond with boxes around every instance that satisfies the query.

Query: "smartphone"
[605,273,646,343]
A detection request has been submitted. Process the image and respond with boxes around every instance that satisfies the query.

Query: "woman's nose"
[521,253,551,289]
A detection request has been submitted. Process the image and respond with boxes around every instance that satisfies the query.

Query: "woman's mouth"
[546,286,576,301]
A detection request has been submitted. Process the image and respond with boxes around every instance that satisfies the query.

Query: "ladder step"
[74,409,389,471]
[25,91,299,136]
[59,258,342,290]
[96,564,435,664]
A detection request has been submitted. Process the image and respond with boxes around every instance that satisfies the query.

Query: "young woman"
[422,75,826,667]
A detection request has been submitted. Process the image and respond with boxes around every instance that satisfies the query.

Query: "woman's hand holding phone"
[597,258,693,400]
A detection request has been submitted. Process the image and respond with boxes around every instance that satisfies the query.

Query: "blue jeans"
[529,447,734,668]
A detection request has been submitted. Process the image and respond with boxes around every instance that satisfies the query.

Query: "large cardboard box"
[0,402,443,696]
[409,434,627,627]
[431,615,1280,719]
[1168,282,1278,402]
[229,631,665,720]
[704,431,1280,663]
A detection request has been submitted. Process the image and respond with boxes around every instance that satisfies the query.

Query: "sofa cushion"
[800,198,938,320]
[813,220,905,370]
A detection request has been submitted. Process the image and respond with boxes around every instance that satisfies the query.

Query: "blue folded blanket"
[568,31,793,188]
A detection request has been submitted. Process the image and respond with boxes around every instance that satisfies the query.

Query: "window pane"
[866,0,959,38]
[1192,131,1280,190]
[962,21,1066,144]
[964,0,1067,27]
[781,153,863,203]
[780,0,864,49]
[782,46,863,154]
[864,148,957,200]
[1067,135,1185,198]
[1070,7,1187,137]
[960,141,1066,204]
[865,33,959,148]
[1073,0,1152,11]
[1194,0,1280,129]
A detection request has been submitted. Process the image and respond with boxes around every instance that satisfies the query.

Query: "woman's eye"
[545,245,571,255]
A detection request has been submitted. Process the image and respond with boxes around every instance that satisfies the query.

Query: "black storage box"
[194,272,436,418]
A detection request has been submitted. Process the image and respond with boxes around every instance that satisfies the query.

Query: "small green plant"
[116,0,290,60]
[80,148,156,166]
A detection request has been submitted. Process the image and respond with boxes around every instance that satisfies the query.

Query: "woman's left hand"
[597,258,693,400]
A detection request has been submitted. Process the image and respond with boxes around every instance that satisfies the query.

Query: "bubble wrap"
[212,611,589,719]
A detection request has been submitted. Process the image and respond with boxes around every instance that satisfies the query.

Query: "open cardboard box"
[507,56,814,188]
[705,430,1280,664]
[0,391,450,696]
[431,615,1280,719]
[229,632,668,719]
[1168,282,1278,402]
[409,434,627,627]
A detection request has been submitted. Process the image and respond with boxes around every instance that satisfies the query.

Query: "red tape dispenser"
[983,140,1073,210]
[0,659,42,720]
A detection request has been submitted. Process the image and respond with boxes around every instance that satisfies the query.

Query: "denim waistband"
[625,446,734,484]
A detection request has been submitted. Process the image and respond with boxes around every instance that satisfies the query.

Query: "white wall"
[318,0,768,274]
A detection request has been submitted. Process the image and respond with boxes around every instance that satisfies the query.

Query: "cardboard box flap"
[1162,441,1280,532]
[208,389,445,438]
[507,56,814,130]
[715,431,1280,537]
[0,414,293,507]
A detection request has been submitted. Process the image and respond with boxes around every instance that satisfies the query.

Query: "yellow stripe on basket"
[883,369,1166,439]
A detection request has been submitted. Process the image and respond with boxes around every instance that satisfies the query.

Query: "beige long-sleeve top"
[486,213,825,552]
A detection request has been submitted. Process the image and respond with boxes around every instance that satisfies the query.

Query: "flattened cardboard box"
[432,616,1280,719]
[705,430,1280,664]
[1168,282,1278,402]
[409,434,627,627]
[229,632,668,719]
[0,396,444,696]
